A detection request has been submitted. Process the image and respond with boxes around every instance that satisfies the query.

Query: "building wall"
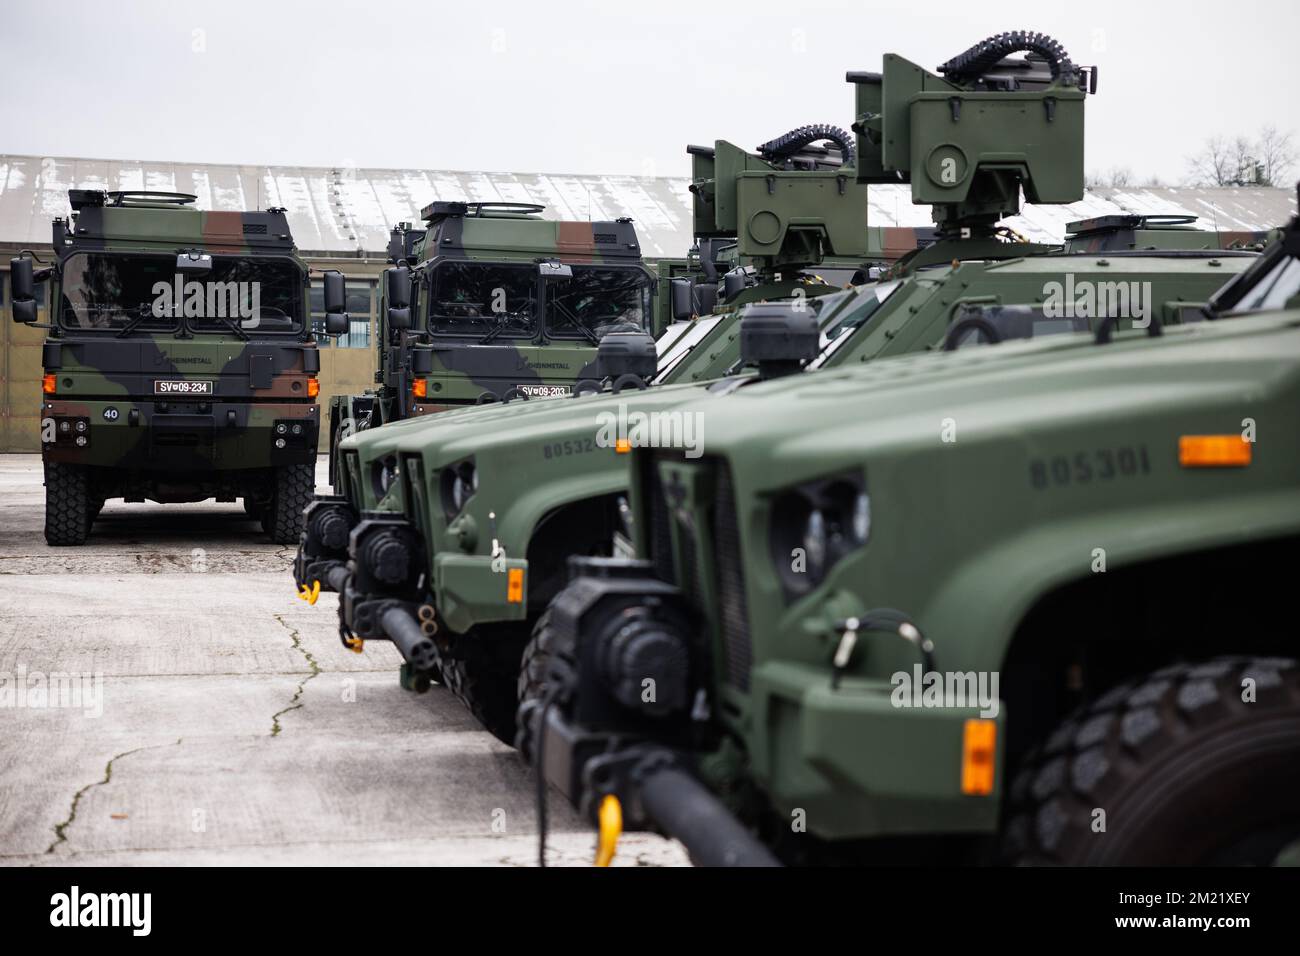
[0,248,387,453]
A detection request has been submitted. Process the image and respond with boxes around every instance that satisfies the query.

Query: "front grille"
[711,461,752,690]
[643,454,675,583]
[400,453,427,539]
[343,449,362,507]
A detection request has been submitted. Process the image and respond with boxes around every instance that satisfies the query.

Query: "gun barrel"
[380,606,439,672]
[638,764,781,867]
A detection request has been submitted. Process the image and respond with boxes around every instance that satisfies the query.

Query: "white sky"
[2,0,1297,183]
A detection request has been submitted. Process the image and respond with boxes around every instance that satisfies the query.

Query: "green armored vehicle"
[293,32,1266,750]
[519,194,1300,865]
[323,201,659,484]
[11,190,332,545]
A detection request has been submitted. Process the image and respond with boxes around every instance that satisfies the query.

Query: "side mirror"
[387,307,411,331]
[10,257,34,300]
[323,271,347,315]
[9,257,36,324]
[325,313,349,335]
[384,265,411,309]
[176,251,213,276]
[411,347,434,375]
[670,277,695,320]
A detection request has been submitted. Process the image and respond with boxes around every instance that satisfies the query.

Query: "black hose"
[324,564,350,593]
[757,124,856,167]
[938,31,1074,83]
[639,767,782,867]
[380,606,439,671]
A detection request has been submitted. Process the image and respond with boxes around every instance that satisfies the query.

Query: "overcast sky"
[2,0,1296,185]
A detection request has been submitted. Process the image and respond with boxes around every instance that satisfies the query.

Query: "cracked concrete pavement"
[0,454,687,866]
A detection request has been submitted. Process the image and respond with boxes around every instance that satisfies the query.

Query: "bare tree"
[1256,125,1296,186]
[1187,134,1232,186]
[1107,166,1133,188]
[1187,128,1297,186]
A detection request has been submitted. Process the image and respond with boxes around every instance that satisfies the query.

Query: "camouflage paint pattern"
[35,192,318,499]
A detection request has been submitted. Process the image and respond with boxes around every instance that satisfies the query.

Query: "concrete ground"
[0,454,687,867]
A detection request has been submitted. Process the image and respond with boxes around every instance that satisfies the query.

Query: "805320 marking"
[1030,445,1151,490]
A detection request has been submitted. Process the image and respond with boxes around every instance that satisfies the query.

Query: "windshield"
[58,252,303,334]
[810,280,903,368]
[545,266,652,340]
[429,262,537,338]
[1226,254,1300,314]
[652,315,725,382]
[188,258,302,333]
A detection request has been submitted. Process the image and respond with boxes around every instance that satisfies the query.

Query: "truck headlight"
[770,470,868,599]
[371,455,399,499]
[439,458,478,519]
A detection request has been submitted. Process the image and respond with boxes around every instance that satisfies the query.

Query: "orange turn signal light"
[961,719,997,796]
[307,377,320,398]
[614,438,631,454]
[1179,434,1251,468]
[412,379,428,399]
[42,374,56,395]
[506,567,524,604]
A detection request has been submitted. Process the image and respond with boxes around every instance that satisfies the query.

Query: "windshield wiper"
[479,309,531,345]
[115,303,165,338]
[549,302,600,345]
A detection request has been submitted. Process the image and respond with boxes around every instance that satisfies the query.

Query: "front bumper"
[41,398,318,470]
[748,661,1004,840]
[432,553,529,633]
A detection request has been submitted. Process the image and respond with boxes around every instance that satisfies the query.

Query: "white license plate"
[154,380,213,395]
[516,384,572,398]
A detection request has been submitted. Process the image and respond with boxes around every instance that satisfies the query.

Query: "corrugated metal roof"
[1,154,1295,256]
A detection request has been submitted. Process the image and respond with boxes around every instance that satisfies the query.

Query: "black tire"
[516,609,555,706]
[442,626,529,744]
[266,462,315,544]
[1002,656,1300,865]
[242,497,262,519]
[44,460,91,546]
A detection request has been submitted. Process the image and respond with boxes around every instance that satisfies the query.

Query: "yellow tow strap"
[595,794,622,867]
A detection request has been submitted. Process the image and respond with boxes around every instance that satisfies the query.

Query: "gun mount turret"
[850,31,1096,263]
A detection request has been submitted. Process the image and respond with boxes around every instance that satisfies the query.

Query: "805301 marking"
[1030,445,1151,490]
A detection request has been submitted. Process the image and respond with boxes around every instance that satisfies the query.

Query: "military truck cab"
[10,189,326,545]
[326,201,655,485]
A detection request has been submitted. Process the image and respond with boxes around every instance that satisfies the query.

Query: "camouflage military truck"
[10,190,332,546]
[323,201,659,486]
[518,190,1300,867]
[293,33,1266,750]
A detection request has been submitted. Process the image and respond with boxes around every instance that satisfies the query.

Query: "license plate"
[516,383,572,398]
[154,380,213,395]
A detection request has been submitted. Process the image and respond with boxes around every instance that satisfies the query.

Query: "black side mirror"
[323,271,347,314]
[383,265,412,330]
[176,251,213,276]
[322,271,349,336]
[670,277,695,320]
[385,265,411,309]
[10,257,36,324]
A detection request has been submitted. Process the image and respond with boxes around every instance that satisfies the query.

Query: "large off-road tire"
[516,609,555,706]
[266,462,315,544]
[442,626,530,745]
[1002,656,1300,865]
[44,461,91,546]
